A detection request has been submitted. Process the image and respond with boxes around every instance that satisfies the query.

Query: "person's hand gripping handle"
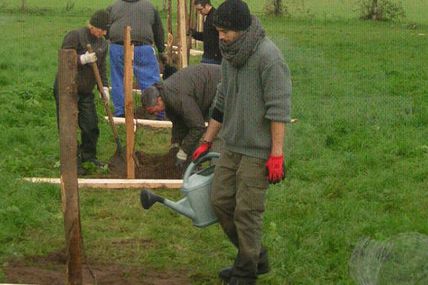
[266,155,286,184]
[192,141,212,161]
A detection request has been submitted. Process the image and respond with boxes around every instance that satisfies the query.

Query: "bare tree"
[264,0,285,16]
[20,0,27,11]
[358,0,405,21]
[274,0,283,16]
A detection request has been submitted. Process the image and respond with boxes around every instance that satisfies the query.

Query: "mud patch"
[3,249,190,285]
[108,148,185,179]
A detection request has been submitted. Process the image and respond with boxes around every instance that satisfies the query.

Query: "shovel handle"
[86,45,105,97]
[86,44,120,144]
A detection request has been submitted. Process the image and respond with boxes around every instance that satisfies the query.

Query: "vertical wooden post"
[167,0,173,65]
[188,0,196,49]
[178,0,188,68]
[124,26,135,179]
[58,49,82,285]
[186,0,194,57]
[196,13,203,49]
[176,0,180,59]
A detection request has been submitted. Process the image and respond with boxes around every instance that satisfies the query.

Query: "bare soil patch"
[108,148,185,179]
[3,249,190,285]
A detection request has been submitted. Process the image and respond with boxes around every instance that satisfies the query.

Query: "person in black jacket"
[53,10,110,174]
[140,64,221,168]
[188,0,221,64]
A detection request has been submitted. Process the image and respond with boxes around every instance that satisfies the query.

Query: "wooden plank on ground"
[24,178,183,189]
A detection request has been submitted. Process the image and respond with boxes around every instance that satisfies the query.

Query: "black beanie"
[213,0,251,31]
[90,9,109,31]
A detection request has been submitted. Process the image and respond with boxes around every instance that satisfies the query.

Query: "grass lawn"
[0,0,427,284]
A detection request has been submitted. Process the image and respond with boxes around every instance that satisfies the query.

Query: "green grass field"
[1,0,427,284]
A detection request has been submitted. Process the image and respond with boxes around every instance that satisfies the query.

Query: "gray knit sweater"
[215,37,292,159]
[107,0,165,52]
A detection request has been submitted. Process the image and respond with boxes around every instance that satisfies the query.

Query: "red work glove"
[192,141,212,161]
[266,155,286,184]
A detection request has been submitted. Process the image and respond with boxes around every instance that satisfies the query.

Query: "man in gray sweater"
[192,0,292,284]
[141,64,221,168]
[107,0,165,117]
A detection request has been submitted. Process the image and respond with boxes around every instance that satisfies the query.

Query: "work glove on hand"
[175,148,187,169]
[192,141,212,161]
[102,86,110,101]
[80,51,97,65]
[266,155,286,184]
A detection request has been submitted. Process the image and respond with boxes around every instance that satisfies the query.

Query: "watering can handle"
[183,152,220,183]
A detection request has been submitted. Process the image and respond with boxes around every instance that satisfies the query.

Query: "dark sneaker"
[77,164,87,176]
[219,251,270,282]
[80,158,107,175]
[84,158,106,168]
[219,265,270,282]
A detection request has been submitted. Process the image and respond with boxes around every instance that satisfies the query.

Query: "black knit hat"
[213,0,251,31]
[90,9,109,31]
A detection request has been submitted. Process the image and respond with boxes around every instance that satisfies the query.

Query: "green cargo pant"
[211,149,269,281]
[53,80,99,162]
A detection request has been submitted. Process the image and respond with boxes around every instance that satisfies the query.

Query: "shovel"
[86,44,126,170]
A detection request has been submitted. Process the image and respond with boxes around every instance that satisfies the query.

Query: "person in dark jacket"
[53,10,110,173]
[141,64,221,167]
[192,1,292,284]
[188,0,221,64]
[107,0,165,117]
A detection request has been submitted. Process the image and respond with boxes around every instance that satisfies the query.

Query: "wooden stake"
[58,48,82,285]
[167,0,173,64]
[185,0,191,58]
[196,13,203,49]
[178,0,188,68]
[124,26,135,179]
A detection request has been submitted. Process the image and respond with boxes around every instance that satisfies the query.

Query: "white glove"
[176,148,187,161]
[176,148,187,168]
[102,86,110,101]
[80,51,97,65]
[170,143,180,150]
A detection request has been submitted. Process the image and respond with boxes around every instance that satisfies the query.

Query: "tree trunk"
[20,0,27,11]
[371,0,379,20]
[274,0,283,16]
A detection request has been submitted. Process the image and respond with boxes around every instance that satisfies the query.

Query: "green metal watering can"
[140,152,219,227]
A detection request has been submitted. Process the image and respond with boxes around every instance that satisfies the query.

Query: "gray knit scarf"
[219,16,266,68]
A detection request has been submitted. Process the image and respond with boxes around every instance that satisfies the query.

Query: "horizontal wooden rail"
[105,117,297,128]
[105,117,173,128]
[24,178,182,189]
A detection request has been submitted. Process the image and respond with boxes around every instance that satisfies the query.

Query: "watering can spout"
[140,189,195,219]
[140,189,164,209]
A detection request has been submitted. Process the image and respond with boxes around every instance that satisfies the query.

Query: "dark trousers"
[53,79,99,162]
[211,149,269,281]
